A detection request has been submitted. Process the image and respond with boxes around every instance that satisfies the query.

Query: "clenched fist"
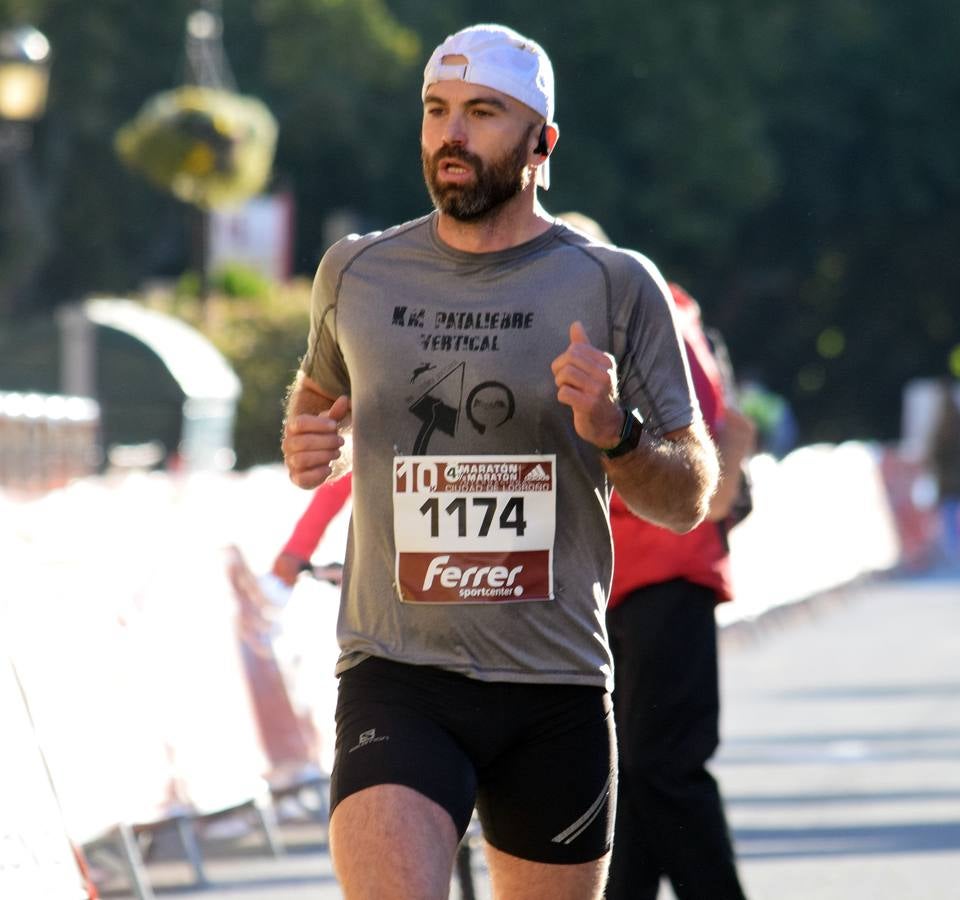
[551,321,625,450]
[283,394,351,489]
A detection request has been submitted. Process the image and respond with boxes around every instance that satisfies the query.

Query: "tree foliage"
[2,0,958,453]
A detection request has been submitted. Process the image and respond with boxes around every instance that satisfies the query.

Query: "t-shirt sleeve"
[614,257,698,434]
[300,242,352,397]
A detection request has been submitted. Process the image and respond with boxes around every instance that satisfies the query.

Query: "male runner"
[282,23,718,900]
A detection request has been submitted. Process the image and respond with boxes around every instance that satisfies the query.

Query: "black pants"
[605,579,746,900]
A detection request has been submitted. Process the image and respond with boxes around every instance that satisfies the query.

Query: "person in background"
[281,24,718,900]
[271,473,352,587]
[606,283,754,900]
[555,210,752,898]
[738,377,797,459]
[926,378,960,568]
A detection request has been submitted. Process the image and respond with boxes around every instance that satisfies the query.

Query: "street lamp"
[0,25,51,155]
[0,25,51,315]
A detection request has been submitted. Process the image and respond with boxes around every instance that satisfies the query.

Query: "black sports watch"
[601,408,644,459]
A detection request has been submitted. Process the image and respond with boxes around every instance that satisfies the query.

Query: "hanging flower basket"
[115,85,278,210]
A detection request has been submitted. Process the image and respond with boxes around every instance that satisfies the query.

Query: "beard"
[422,127,534,222]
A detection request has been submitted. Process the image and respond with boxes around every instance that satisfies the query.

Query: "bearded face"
[422,124,535,222]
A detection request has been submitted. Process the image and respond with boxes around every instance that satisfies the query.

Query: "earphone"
[534,124,549,156]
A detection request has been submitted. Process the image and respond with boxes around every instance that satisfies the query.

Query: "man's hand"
[718,407,757,464]
[551,321,624,449]
[283,394,351,489]
[706,406,758,522]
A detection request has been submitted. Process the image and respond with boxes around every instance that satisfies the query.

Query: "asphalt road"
[714,569,960,900]
[93,570,960,899]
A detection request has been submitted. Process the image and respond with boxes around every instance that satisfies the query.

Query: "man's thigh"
[330,657,478,838]
[330,784,459,900]
[476,684,616,866]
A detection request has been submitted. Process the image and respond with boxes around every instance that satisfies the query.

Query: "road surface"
[94,571,960,899]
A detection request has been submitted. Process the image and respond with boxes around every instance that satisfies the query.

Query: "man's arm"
[602,420,718,533]
[552,321,719,534]
[272,472,354,585]
[282,370,351,489]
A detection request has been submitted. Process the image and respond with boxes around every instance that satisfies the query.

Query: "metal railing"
[0,391,101,492]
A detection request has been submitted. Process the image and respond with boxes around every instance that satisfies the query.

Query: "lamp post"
[185,1,234,303]
[0,24,51,316]
[0,25,51,155]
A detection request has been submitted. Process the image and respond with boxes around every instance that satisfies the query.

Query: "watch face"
[603,409,642,459]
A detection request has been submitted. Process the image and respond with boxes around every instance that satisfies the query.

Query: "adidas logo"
[523,464,550,483]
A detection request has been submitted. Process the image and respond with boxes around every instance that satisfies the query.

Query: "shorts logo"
[349,728,390,753]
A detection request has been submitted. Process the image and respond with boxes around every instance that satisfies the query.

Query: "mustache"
[428,143,483,171]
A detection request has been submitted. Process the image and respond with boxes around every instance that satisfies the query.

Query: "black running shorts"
[330,655,616,864]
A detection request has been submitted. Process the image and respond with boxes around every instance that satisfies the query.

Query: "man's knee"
[485,842,610,900]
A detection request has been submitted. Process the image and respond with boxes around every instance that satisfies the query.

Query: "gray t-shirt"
[301,213,696,690]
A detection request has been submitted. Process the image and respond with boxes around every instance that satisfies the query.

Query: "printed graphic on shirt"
[410,362,438,383]
[392,305,536,354]
[407,363,517,452]
[393,455,556,604]
[409,363,465,454]
[466,381,515,434]
[392,304,533,451]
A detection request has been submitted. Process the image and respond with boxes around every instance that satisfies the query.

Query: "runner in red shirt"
[605,284,755,900]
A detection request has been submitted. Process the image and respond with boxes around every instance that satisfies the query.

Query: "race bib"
[393,455,556,604]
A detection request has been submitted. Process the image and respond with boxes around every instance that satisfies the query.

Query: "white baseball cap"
[422,23,555,190]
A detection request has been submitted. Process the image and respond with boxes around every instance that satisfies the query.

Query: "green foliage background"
[2,0,959,464]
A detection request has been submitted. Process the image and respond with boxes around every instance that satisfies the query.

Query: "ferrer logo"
[398,549,551,603]
[422,555,525,599]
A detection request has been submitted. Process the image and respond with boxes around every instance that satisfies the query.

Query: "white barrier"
[3,469,305,857]
[4,508,180,845]
[0,391,100,492]
[0,639,88,899]
[720,442,901,626]
[1,440,906,884]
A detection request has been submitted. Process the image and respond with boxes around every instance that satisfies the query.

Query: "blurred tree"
[249,0,422,268]
[707,0,960,442]
[0,0,420,304]
[1,0,958,451]
[1,0,196,304]
[390,0,779,265]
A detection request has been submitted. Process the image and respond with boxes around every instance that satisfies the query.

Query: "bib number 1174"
[419,495,526,539]
[393,454,555,603]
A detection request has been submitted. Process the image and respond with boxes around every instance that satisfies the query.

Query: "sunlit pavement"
[715,570,960,900]
[93,571,960,899]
